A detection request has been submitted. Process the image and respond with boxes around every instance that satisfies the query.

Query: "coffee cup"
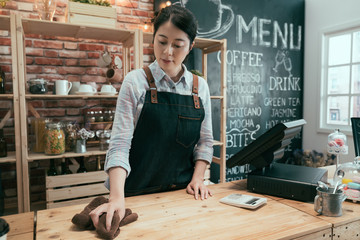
[55,80,72,95]
[98,51,112,67]
[101,84,117,93]
[69,82,80,95]
[78,84,97,93]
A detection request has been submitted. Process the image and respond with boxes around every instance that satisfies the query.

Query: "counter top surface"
[36,181,332,240]
[2,212,34,240]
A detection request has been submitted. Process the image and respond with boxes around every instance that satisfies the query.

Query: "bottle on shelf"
[77,158,87,173]
[0,66,6,94]
[61,159,72,175]
[0,128,7,158]
[97,157,102,171]
[47,159,58,176]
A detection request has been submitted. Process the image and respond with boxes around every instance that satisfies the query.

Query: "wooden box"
[66,1,117,28]
[46,171,109,209]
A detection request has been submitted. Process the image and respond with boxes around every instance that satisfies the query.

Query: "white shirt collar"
[148,60,192,88]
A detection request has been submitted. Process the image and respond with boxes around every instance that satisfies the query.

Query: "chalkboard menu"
[154,0,305,182]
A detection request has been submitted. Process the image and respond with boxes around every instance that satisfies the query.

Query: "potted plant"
[66,0,117,28]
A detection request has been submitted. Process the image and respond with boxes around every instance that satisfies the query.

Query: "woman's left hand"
[186,178,213,200]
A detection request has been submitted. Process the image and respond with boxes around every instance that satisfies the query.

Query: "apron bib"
[124,66,205,196]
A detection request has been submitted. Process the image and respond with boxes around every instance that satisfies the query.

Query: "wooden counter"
[35,181,332,240]
[278,198,360,239]
[232,179,360,239]
[2,212,34,240]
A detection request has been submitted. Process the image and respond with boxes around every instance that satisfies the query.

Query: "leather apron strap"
[143,66,200,109]
[143,66,158,103]
[192,74,200,109]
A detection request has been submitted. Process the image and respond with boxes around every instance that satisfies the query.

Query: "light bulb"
[166,1,171,6]
[144,23,149,30]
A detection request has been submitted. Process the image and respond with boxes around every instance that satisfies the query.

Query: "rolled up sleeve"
[193,77,214,163]
[104,72,138,176]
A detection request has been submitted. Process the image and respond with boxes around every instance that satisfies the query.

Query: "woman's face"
[154,20,193,78]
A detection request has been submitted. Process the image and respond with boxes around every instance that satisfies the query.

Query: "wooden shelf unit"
[25,94,118,99]
[14,15,142,212]
[142,32,227,183]
[0,14,24,213]
[27,148,107,162]
[0,151,17,163]
[0,94,14,99]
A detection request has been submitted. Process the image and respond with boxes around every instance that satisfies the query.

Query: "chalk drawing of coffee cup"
[178,0,234,38]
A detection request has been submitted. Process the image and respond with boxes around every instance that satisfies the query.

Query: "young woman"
[90,5,214,231]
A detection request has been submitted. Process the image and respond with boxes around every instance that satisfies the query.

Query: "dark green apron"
[125,66,205,196]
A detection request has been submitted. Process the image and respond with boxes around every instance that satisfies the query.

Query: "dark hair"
[152,5,198,46]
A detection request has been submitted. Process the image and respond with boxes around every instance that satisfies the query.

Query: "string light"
[166,1,171,6]
[144,22,149,30]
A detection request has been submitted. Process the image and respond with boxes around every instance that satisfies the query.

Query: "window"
[320,26,360,133]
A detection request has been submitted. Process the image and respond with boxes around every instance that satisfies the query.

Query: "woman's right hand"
[89,197,125,231]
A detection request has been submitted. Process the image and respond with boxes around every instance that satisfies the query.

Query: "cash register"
[226,119,328,202]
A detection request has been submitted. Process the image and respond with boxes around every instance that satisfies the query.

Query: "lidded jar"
[28,78,48,94]
[327,129,348,155]
[334,157,360,202]
[96,110,104,122]
[87,111,96,123]
[44,122,65,155]
[61,120,77,152]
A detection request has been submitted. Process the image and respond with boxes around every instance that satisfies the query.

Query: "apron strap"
[143,66,200,109]
[192,74,200,109]
[143,66,158,103]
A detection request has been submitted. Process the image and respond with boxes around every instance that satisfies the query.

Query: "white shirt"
[104,60,214,176]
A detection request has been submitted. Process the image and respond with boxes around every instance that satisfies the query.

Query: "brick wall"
[0,0,155,214]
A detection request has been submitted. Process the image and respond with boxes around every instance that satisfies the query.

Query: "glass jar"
[106,110,114,122]
[34,0,56,21]
[28,78,48,94]
[44,122,65,155]
[31,118,51,153]
[103,110,109,122]
[95,111,104,122]
[96,130,111,151]
[61,121,76,152]
[334,157,360,202]
[87,111,96,123]
[327,129,348,155]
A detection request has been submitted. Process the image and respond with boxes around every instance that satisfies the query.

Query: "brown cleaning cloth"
[71,196,138,239]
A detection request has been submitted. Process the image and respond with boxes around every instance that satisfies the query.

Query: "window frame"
[318,21,360,135]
